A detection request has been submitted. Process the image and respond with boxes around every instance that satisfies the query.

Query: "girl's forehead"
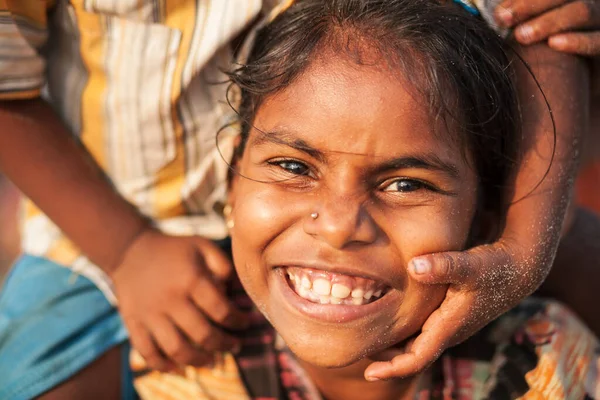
[251,55,466,163]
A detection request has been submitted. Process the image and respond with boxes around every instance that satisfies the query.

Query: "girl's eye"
[382,178,428,193]
[271,160,310,176]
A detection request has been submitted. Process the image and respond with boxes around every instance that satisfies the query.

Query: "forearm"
[503,43,589,287]
[0,99,148,273]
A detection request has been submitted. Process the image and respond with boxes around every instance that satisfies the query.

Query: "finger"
[408,250,479,285]
[170,299,241,353]
[364,306,462,380]
[513,1,600,44]
[549,31,600,55]
[147,315,213,368]
[494,0,566,27]
[193,238,233,281]
[368,336,417,362]
[191,278,249,330]
[126,317,174,371]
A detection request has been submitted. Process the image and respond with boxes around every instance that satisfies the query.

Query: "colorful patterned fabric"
[0,0,276,302]
[133,279,600,399]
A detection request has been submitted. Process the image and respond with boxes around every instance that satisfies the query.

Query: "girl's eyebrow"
[374,155,460,180]
[251,128,460,179]
[251,129,326,161]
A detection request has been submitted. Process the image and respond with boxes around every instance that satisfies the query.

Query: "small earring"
[310,212,319,219]
[223,204,235,229]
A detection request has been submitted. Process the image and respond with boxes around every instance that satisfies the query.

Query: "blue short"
[0,254,136,400]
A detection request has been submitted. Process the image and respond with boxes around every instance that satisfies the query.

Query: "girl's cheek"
[231,183,307,243]
[387,210,473,262]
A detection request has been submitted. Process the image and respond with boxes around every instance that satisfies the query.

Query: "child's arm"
[1,103,248,376]
[0,3,250,371]
[364,39,589,381]
[0,99,248,370]
[0,99,148,271]
[494,0,600,332]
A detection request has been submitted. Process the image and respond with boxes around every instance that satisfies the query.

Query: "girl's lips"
[273,267,400,324]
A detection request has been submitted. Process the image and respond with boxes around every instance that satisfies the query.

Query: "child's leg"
[0,255,131,400]
[38,346,122,400]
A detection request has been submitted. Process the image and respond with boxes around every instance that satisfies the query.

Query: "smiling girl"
[132,0,599,398]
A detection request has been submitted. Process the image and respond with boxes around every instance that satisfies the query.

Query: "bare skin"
[372,41,590,380]
[373,0,600,379]
[229,51,476,400]
[496,0,600,55]
[0,100,248,394]
[0,100,147,271]
[36,347,121,400]
[0,2,595,397]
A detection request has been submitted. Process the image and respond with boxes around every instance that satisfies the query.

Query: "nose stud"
[310,212,319,219]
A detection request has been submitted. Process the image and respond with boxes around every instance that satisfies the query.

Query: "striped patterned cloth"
[132,280,600,399]
[0,0,280,301]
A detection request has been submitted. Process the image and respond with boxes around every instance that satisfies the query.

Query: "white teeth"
[330,296,343,305]
[352,297,364,305]
[299,286,310,299]
[308,291,320,302]
[301,276,312,289]
[287,269,386,306]
[313,279,332,296]
[331,283,351,299]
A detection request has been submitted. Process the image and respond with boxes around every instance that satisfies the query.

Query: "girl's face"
[229,54,478,368]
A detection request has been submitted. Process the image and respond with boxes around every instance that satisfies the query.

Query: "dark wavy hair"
[226,0,521,227]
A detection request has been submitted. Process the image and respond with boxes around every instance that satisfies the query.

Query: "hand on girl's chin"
[367,336,415,363]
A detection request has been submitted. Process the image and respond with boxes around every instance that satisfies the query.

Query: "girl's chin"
[278,330,402,369]
[287,343,371,369]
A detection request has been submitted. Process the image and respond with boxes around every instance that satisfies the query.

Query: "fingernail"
[365,375,380,382]
[495,8,513,26]
[516,25,534,44]
[549,35,568,49]
[412,258,431,275]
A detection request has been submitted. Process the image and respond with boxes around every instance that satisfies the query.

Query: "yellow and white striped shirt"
[0,0,278,300]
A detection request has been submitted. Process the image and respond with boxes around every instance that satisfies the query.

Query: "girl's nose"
[303,195,378,249]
